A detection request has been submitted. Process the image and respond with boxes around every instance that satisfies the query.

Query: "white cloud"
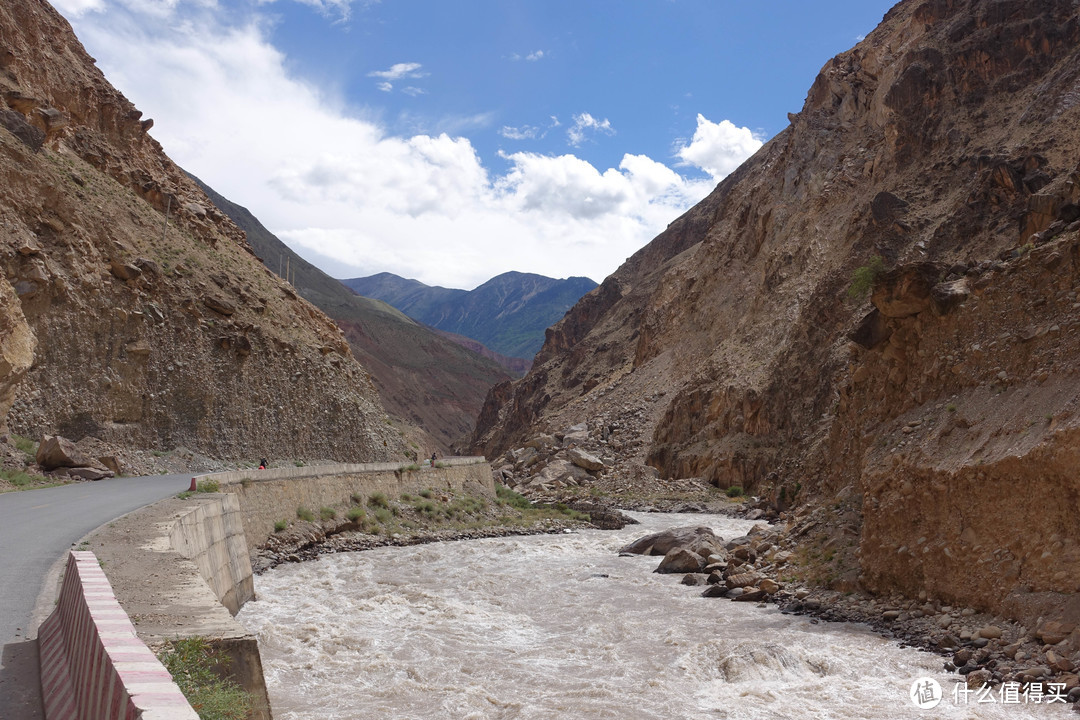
[367,62,426,80]
[675,114,763,180]
[500,125,540,140]
[567,112,614,147]
[57,3,736,289]
[50,0,105,16]
[509,50,545,62]
[375,81,392,92]
[401,86,427,97]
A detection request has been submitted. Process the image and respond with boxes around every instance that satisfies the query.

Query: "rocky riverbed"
[622,515,1080,705]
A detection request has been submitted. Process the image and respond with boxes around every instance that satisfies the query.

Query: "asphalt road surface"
[0,473,190,717]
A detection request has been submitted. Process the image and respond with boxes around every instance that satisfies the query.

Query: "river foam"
[238,512,1067,719]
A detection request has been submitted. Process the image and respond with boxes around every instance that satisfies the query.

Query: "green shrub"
[11,433,35,455]
[946,403,957,412]
[847,255,885,299]
[414,500,437,515]
[273,519,288,532]
[400,493,414,502]
[346,506,366,522]
[367,492,390,509]
[195,479,219,493]
[319,506,336,520]
[496,484,532,509]
[418,488,434,499]
[725,486,745,498]
[296,506,315,522]
[1,469,45,487]
[400,463,421,472]
[350,493,364,505]
[157,637,252,720]
[373,508,392,524]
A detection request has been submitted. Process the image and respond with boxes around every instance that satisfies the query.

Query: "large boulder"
[655,547,706,574]
[36,435,97,470]
[568,447,604,472]
[619,526,722,557]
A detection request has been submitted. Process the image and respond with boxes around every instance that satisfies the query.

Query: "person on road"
[259,458,267,470]
[430,451,437,468]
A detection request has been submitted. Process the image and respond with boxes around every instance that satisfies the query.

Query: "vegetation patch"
[367,491,390,509]
[273,519,288,532]
[296,506,315,522]
[156,637,253,720]
[319,506,336,520]
[847,255,885,299]
[195,479,220,493]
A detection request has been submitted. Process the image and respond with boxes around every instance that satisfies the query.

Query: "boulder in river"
[619,526,722,557]
[655,547,706,574]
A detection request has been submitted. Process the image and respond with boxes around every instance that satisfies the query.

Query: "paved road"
[0,473,190,716]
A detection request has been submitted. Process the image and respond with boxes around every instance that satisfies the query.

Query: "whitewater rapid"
[237,512,1067,719]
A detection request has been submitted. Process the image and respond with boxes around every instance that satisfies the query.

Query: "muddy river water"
[237,512,1067,719]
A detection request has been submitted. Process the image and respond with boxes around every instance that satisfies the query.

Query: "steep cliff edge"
[0,0,407,461]
[474,0,1080,627]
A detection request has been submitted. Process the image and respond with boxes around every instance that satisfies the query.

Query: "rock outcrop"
[0,0,406,461]
[473,0,1080,630]
[0,275,35,436]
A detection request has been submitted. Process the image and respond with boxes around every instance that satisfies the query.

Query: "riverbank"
[251,484,635,572]
[621,499,1080,704]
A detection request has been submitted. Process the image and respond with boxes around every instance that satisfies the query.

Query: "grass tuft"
[296,506,315,522]
[156,637,253,720]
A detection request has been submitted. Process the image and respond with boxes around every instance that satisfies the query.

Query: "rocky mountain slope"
[474,0,1080,631]
[0,0,407,462]
[193,180,511,451]
[343,271,598,361]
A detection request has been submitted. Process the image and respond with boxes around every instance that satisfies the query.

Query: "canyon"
[473,0,1080,634]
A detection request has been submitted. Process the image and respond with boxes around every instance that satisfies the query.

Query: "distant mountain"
[342,271,598,361]
[191,178,511,451]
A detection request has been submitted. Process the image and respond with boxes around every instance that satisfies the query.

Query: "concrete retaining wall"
[38,551,198,720]
[195,458,493,556]
[168,492,254,614]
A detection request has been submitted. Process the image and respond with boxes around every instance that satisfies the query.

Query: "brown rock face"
[474,0,1080,627]
[0,0,407,461]
[0,276,35,435]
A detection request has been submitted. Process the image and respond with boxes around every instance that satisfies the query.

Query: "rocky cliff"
[193,179,512,452]
[474,0,1080,628]
[0,0,406,462]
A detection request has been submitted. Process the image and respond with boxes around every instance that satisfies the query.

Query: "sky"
[52,0,898,289]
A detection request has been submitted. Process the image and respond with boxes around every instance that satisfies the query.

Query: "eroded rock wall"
[473,0,1080,623]
[0,0,406,461]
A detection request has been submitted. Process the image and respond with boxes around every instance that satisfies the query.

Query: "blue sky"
[53,0,897,289]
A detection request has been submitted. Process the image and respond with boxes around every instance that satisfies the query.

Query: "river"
[237,512,1068,719]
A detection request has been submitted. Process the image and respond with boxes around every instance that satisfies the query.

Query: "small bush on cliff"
[157,637,252,720]
[725,486,745,498]
[319,506,336,520]
[195,479,220,493]
[367,491,390,509]
[296,506,315,522]
[347,506,366,522]
[273,519,287,532]
[847,255,885,299]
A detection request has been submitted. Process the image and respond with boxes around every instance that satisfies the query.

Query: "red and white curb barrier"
[38,551,198,720]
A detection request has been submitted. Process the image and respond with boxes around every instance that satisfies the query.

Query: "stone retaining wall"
[196,457,493,556]
[38,551,198,720]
